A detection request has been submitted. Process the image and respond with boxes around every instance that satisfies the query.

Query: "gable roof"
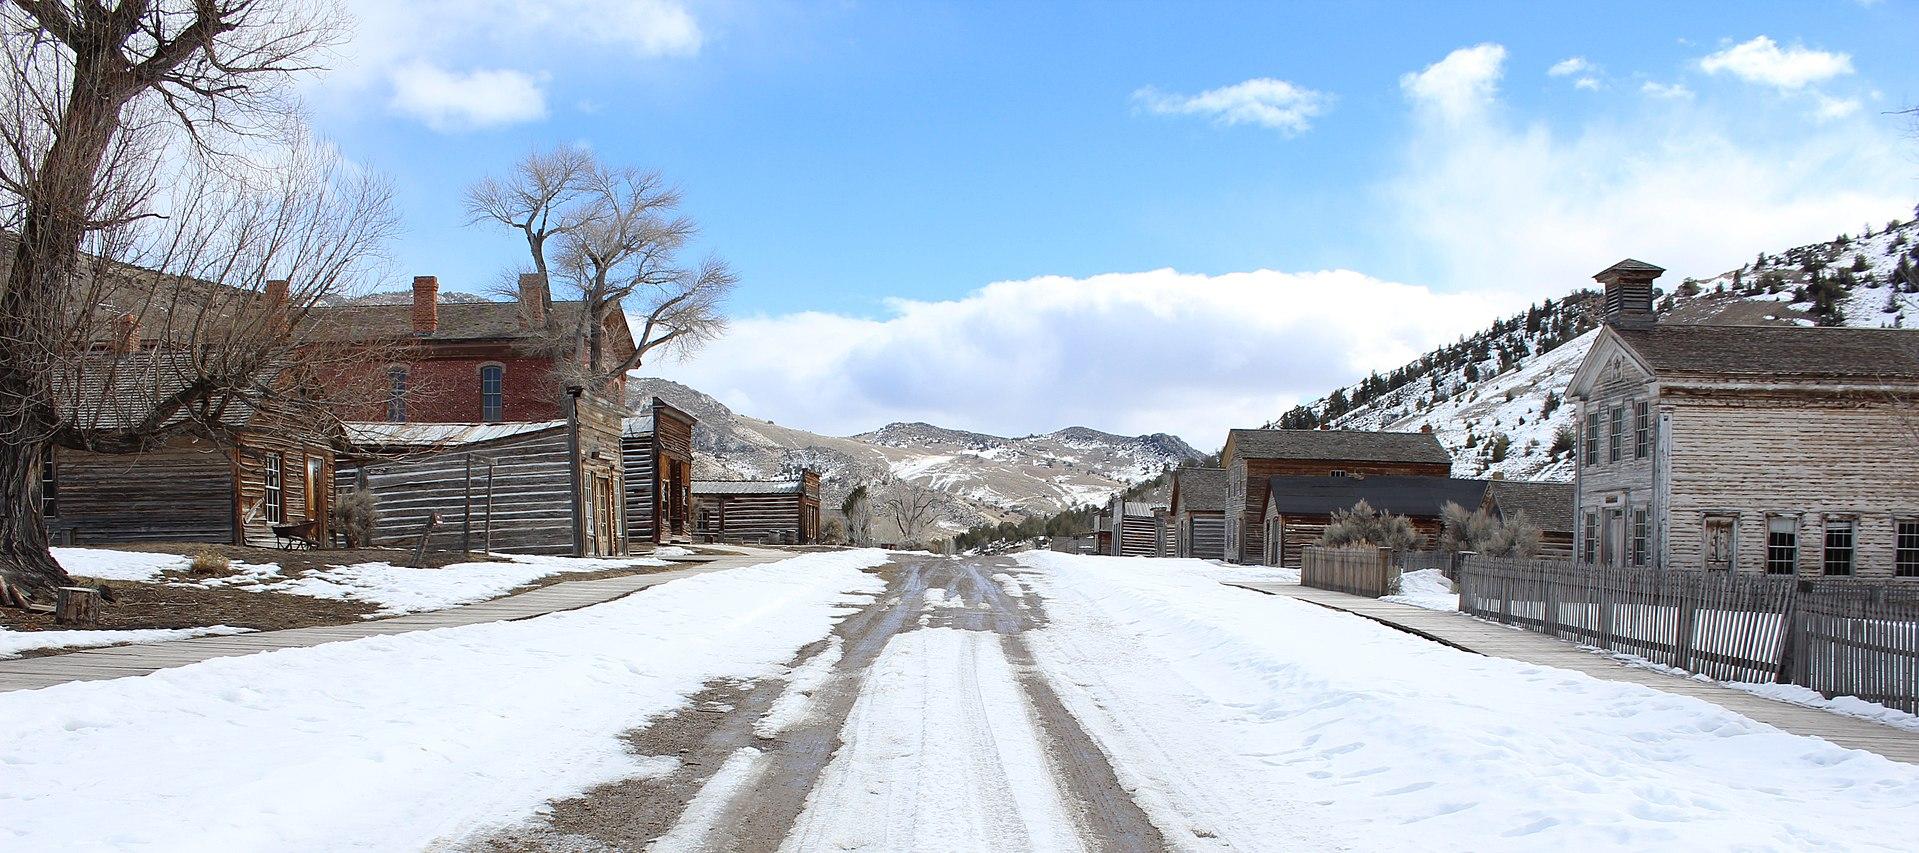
[693,479,803,495]
[1227,428,1452,466]
[1170,467,1226,513]
[1483,479,1575,533]
[304,300,589,343]
[1265,474,1487,519]
[343,420,563,450]
[1609,324,1919,382]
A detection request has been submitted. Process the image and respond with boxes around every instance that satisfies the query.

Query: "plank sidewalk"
[0,550,789,693]
[1230,581,1919,765]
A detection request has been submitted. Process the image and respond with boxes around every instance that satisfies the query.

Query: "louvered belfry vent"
[1593,258,1664,330]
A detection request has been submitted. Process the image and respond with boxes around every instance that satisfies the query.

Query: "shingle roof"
[1229,429,1452,465]
[304,300,588,342]
[1598,258,1665,276]
[56,350,275,431]
[1611,324,1919,381]
[1484,479,1575,533]
[1122,501,1165,517]
[1172,467,1227,513]
[693,480,803,495]
[1265,475,1487,519]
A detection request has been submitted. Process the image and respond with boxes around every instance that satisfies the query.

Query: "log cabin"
[1168,467,1227,559]
[692,470,823,544]
[1259,474,1489,567]
[623,397,697,548]
[1107,496,1168,557]
[1222,428,1453,563]
[335,391,630,557]
[1480,478,1576,559]
[1569,258,1919,578]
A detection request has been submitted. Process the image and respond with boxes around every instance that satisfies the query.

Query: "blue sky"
[308,1,1919,444]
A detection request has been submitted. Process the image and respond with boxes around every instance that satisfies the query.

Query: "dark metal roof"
[1612,324,1919,381]
[694,480,803,495]
[1229,428,1452,465]
[1484,479,1575,533]
[1171,467,1226,513]
[1265,474,1487,519]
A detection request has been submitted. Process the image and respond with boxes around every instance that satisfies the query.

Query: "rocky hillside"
[626,378,1202,533]
[1272,214,1919,483]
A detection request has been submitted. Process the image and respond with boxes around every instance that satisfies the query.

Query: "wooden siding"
[1179,511,1226,559]
[574,395,627,557]
[1263,507,1443,568]
[695,492,808,543]
[50,437,233,545]
[343,428,578,556]
[622,432,659,545]
[1117,513,1159,557]
[1227,456,1451,563]
[233,426,332,548]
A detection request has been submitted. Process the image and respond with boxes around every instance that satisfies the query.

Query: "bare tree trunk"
[0,436,66,600]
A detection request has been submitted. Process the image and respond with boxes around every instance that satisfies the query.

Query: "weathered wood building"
[1168,467,1227,559]
[692,470,822,544]
[623,397,697,547]
[1569,258,1919,578]
[337,392,630,557]
[1107,496,1168,557]
[1480,478,1576,559]
[1260,474,1488,567]
[1222,428,1453,563]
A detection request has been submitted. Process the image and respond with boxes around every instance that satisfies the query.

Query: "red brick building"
[307,274,636,423]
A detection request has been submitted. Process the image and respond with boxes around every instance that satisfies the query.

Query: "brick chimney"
[411,275,439,335]
[1594,259,1663,330]
[1420,423,1433,434]
[518,272,548,329]
[263,279,289,333]
[110,312,140,355]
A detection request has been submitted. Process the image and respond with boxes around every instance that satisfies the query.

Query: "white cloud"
[1132,78,1331,134]
[1640,81,1694,99]
[1573,77,1601,91]
[1698,36,1853,90]
[1548,57,1592,77]
[1385,43,1909,307]
[1400,44,1506,123]
[647,269,1506,446]
[389,63,548,131]
[1813,94,1862,120]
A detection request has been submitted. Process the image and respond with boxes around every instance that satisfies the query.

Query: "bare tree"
[840,484,871,547]
[885,485,940,547]
[0,2,392,605]
[467,147,736,396]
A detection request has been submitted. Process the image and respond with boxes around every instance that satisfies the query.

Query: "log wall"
[50,437,233,545]
[343,428,577,556]
[1226,456,1450,563]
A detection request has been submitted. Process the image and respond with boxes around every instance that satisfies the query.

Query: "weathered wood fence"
[1301,546,1400,598]
[1459,555,1919,713]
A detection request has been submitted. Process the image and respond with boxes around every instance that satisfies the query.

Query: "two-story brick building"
[1221,428,1453,563]
[1568,259,1919,577]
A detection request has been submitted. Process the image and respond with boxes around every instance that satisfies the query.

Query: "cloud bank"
[1132,78,1331,134]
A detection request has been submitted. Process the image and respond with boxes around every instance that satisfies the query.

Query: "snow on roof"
[692,479,803,495]
[343,420,563,448]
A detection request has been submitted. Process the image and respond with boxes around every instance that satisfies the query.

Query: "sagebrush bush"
[334,488,376,548]
[188,549,230,575]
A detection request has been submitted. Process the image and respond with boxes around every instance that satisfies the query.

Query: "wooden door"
[593,474,616,556]
[1704,518,1735,572]
[305,456,327,541]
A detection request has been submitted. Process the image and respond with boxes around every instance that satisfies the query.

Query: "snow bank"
[1382,567,1458,611]
[0,625,253,659]
[0,549,891,851]
[243,552,672,616]
[1015,551,1919,851]
[52,547,188,582]
[783,627,1083,852]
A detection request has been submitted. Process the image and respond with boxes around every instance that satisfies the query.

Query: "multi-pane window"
[1608,406,1625,462]
[40,445,57,517]
[1630,508,1649,566]
[387,367,408,422]
[1633,402,1651,459]
[1583,413,1600,466]
[263,452,284,525]
[1823,519,1855,576]
[1896,520,1919,578]
[1581,512,1598,563]
[1766,516,1798,575]
[1329,469,1348,478]
[480,364,504,422]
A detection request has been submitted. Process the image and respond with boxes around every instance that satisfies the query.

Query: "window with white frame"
[1630,508,1649,566]
[1581,511,1598,563]
[263,452,284,525]
[1633,401,1651,459]
[1583,413,1600,466]
[1897,519,1919,578]
[1608,406,1625,462]
[480,364,504,422]
[1823,519,1855,576]
[1766,516,1798,575]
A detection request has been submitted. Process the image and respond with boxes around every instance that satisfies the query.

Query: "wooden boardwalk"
[0,551,788,693]
[1231,582,1919,765]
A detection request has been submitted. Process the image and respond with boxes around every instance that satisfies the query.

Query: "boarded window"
[1703,517,1734,571]
[264,452,284,525]
[1766,516,1798,575]
[1633,401,1651,459]
[1897,520,1919,578]
[1583,413,1600,466]
[1608,406,1625,462]
[1581,511,1598,563]
[1823,519,1855,576]
[1630,508,1649,566]
[387,367,408,422]
[40,445,57,517]
[480,364,504,422]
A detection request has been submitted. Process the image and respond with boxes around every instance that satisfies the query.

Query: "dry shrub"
[188,550,231,576]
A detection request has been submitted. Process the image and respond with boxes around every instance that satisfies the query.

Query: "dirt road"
[477,554,1165,852]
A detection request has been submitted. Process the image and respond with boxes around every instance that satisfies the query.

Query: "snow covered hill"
[1273,215,1919,482]
[626,378,1201,530]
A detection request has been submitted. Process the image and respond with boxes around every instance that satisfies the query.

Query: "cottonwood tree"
[0,1,392,605]
[884,485,940,547]
[466,147,736,396]
[840,484,871,546]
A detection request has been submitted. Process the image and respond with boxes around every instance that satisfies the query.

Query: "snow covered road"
[7,550,1919,851]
